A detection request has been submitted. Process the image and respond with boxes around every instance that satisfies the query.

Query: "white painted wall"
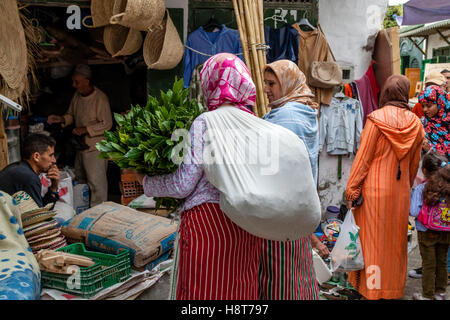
[319,0,388,79]
[316,0,388,214]
[426,31,450,58]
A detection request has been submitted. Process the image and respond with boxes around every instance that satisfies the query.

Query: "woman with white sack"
[137,53,321,299]
[136,53,263,300]
[258,60,321,300]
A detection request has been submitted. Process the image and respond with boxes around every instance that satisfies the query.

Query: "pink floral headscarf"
[200,53,256,113]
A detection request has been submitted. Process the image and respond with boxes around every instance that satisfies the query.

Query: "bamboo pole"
[238,0,250,69]
[258,0,269,112]
[238,0,256,83]
[251,0,265,77]
[243,0,265,117]
[233,0,268,117]
[232,0,251,73]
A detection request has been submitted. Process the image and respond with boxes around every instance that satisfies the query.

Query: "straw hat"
[424,71,446,86]
[143,11,184,70]
[31,235,67,253]
[109,0,166,31]
[22,211,57,228]
[82,0,115,28]
[27,227,62,243]
[28,229,62,245]
[0,0,28,90]
[103,24,143,57]
[23,219,59,238]
[47,237,68,251]
[12,191,54,217]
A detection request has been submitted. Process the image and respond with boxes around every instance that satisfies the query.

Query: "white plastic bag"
[201,106,321,241]
[53,200,75,225]
[312,249,332,284]
[330,210,364,272]
[128,194,157,209]
[40,170,73,207]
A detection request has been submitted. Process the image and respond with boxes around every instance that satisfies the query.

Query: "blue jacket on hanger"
[183,25,242,88]
[264,24,299,65]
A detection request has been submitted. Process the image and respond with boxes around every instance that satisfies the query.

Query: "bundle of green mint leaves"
[96,77,203,212]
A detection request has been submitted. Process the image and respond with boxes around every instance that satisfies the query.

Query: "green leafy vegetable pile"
[96,77,203,212]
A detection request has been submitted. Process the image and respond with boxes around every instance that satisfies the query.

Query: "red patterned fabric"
[258,236,320,300]
[173,202,262,300]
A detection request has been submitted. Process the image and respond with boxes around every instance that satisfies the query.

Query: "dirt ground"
[137,217,449,300]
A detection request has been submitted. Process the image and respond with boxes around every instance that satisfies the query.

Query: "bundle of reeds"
[232,0,268,118]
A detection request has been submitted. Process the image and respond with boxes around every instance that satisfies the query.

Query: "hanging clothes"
[355,69,379,127]
[344,83,352,98]
[366,64,380,105]
[291,24,335,106]
[319,96,363,156]
[183,26,242,88]
[188,63,207,111]
[264,24,299,65]
[350,82,360,100]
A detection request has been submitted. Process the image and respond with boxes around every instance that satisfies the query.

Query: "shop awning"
[398,0,450,26]
[399,19,450,37]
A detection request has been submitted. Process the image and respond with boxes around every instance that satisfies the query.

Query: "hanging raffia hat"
[12,191,54,218]
[109,0,166,31]
[103,24,143,57]
[0,0,27,91]
[82,0,115,28]
[143,11,184,70]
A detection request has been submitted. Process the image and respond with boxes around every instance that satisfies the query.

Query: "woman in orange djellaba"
[345,75,425,300]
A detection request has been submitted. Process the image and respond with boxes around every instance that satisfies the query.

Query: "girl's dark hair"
[422,151,450,206]
[422,151,448,176]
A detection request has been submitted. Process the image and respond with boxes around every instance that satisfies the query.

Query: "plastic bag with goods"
[330,210,364,272]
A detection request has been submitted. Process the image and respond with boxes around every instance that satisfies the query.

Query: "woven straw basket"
[143,11,183,70]
[110,0,165,31]
[0,0,28,91]
[103,24,143,57]
[82,0,115,28]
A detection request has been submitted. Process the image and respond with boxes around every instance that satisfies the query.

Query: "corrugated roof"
[399,19,450,37]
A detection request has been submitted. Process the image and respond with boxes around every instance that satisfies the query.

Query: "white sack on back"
[201,106,321,241]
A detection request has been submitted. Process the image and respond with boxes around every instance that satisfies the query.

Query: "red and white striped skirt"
[170,202,263,300]
[258,236,319,300]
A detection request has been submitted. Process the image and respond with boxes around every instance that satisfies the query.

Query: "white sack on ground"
[202,106,321,241]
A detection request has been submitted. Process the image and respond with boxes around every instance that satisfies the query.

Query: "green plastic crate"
[41,243,131,298]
